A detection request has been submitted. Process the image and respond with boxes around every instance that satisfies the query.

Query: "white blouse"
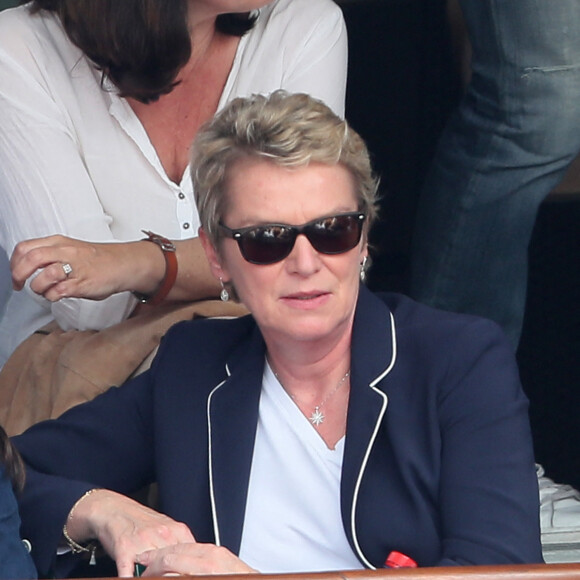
[0,0,347,366]
[239,362,362,573]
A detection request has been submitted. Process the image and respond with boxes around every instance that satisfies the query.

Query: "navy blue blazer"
[15,287,543,576]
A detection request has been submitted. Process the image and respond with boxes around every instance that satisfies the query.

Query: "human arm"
[14,375,208,578]
[12,323,253,577]
[435,318,542,564]
[10,234,220,304]
[12,371,162,575]
[0,10,218,328]
[0,13,138,330]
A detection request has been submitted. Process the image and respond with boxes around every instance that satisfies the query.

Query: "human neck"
[267,337,352,450]
[181,19,220,74]
[266,330,352,394]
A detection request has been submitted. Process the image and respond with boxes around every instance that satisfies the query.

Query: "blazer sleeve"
[435,317,542,564]
[13,372,155,576]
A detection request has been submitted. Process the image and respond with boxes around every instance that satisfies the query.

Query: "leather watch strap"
[132,230,178,306]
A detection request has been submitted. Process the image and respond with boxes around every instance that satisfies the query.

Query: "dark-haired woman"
[0,425,36,579]
[0,0,347,370]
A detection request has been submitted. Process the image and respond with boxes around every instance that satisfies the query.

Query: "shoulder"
[264,0,343,19]
[377,291,509,348]
[0,5,81,72]
[361,289,517,389]
[155,314,258,365]
[259,0,343,19]
[374,292,522,403]
[255,0,345,37]
[146,314,261,402]
[0,6,51,51]
[0,6,40,56]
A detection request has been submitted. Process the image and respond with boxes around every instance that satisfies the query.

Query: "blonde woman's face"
[204,158,367,349]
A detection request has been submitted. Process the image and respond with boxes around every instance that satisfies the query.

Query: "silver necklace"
[275,370,350,427]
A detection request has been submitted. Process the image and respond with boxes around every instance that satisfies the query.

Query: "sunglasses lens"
[307,214,363,254]
[238,225,295,264]
[229,213,364,265]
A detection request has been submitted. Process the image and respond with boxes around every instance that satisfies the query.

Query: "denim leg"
[410,0,580,349]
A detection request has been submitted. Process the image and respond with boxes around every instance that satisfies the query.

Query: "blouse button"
[178,192,185,200]
[183,222,190,230]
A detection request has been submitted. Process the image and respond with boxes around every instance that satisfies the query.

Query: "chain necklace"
[274,369,351,427]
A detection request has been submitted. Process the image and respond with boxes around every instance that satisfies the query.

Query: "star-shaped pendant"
[310,407,325,426]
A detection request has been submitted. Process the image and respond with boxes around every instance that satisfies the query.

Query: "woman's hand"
[136,543,258,576]
[10,235,165,302]
[65,490,196,577]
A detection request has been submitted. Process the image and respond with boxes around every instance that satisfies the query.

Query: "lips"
[280,291,332,310]
[284,291,327,300]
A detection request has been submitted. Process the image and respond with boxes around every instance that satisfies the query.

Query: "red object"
[384,550,418,568]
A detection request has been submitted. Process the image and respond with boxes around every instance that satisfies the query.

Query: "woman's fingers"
[113,521,195,577]
[136,543,257,577]
[11,235,70,291]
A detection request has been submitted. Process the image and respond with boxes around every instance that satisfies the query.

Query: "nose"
[285,233,321,276]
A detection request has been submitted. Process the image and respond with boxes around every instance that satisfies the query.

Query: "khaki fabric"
[0,299,248,435]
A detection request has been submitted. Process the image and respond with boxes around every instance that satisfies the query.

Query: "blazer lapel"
[341,286,397,567]
[207,326,266,554]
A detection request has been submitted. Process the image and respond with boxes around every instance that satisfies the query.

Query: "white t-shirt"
[238,363,362,573]
[0,0,347,366]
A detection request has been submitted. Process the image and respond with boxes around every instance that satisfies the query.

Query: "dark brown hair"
[23,0,257,103]
[0,426,25,493]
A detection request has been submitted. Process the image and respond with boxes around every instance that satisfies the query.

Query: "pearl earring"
[219,278,230,302]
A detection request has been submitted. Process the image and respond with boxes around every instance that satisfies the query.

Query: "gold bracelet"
[62,489,99,565]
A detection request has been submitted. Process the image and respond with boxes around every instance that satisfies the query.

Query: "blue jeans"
[410,0,580,349]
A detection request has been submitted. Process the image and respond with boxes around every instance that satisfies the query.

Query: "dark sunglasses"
[219,212,366,265]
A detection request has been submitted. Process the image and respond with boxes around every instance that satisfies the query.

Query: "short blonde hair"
[192,91,380,248]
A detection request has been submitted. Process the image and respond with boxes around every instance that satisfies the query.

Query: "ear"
[362,243,369,260]
[199,227,230,282]
[360,240,369,263]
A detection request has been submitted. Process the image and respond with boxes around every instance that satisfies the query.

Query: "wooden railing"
[71,563,580,580]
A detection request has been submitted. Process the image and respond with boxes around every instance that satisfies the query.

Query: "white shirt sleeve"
[223,0,348,118]
[271,0,348,117]
[0,10,137,333]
